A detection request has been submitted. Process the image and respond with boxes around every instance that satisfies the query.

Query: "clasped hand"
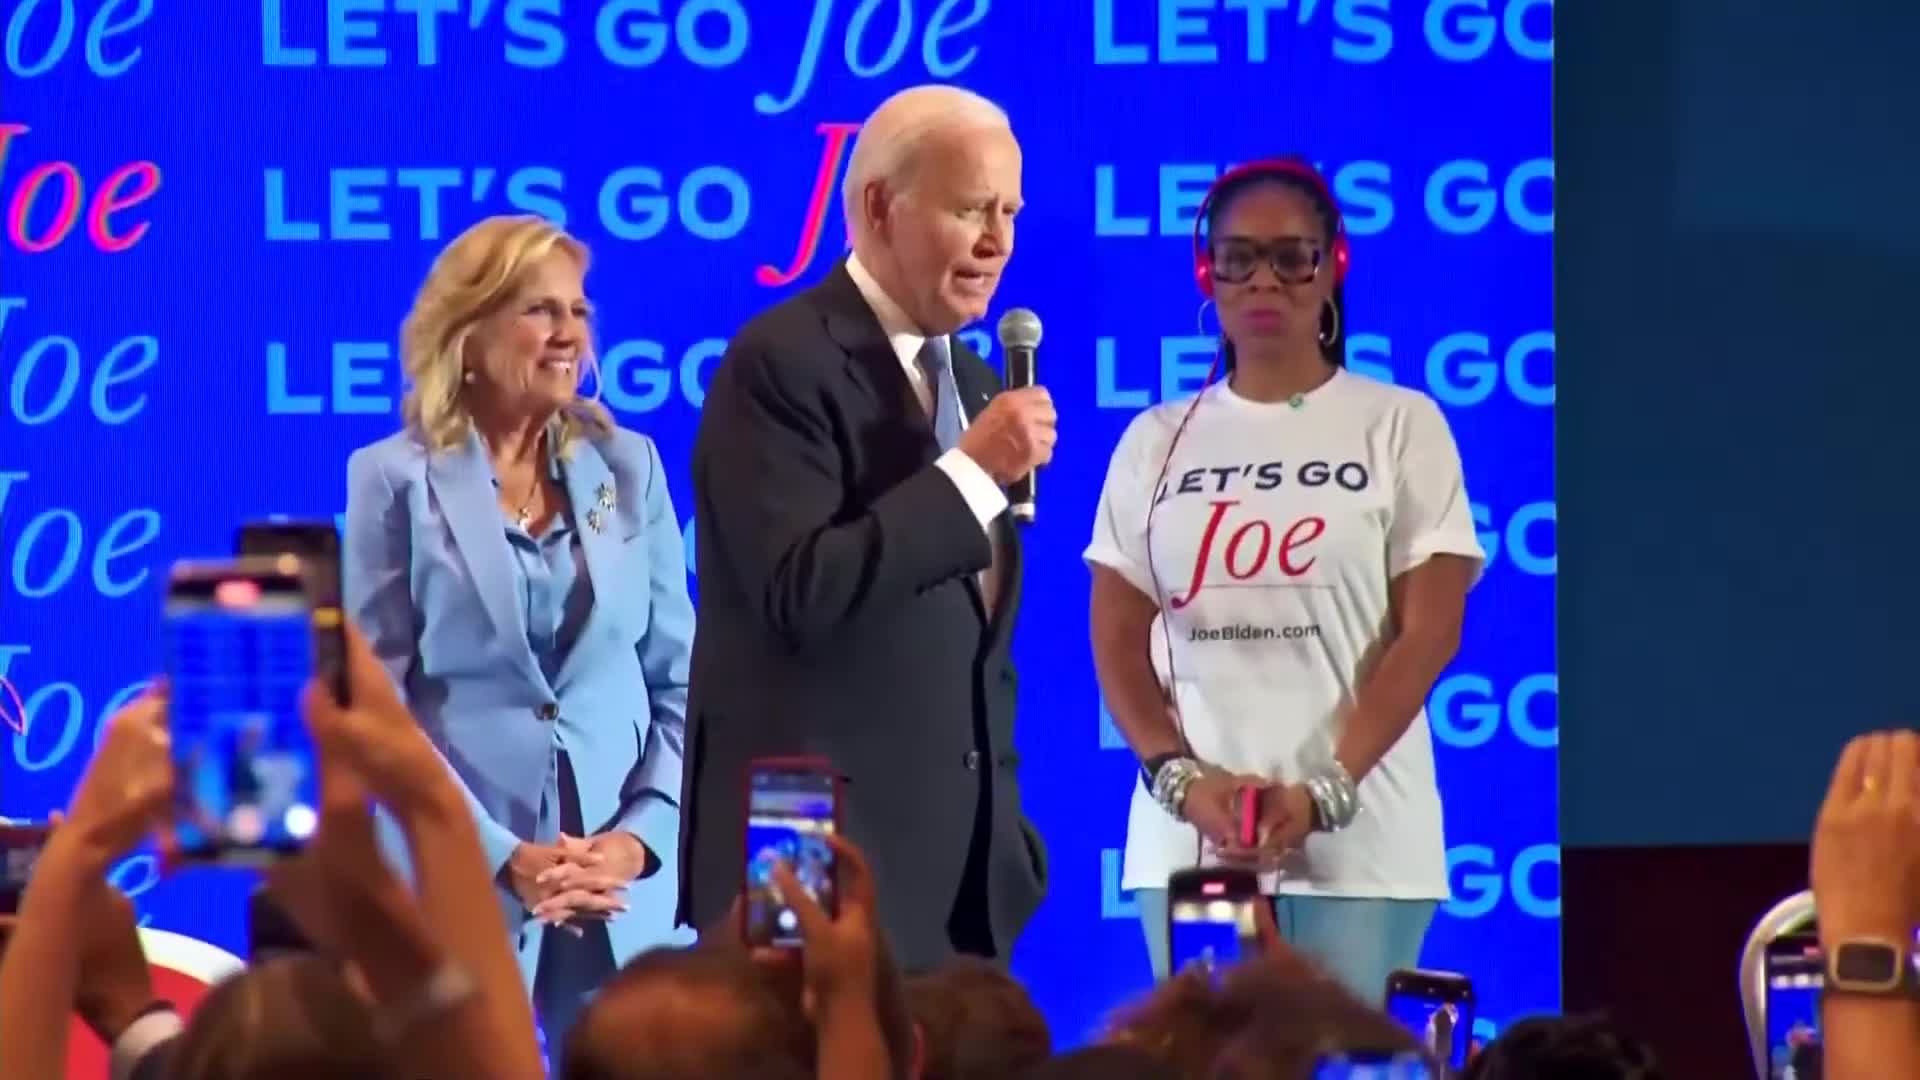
[507,832,649,935]
[1182,770,1314,869]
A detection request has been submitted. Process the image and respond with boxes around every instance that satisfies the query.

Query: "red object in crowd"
[65,928,243,1075]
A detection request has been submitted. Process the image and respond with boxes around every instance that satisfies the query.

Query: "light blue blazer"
[342,424,697,986]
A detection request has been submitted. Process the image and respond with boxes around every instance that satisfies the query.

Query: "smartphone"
[163,557,324,865]
[1236,784,1261,848]
[0,820,51,915]
[1763,934,1824,1079]
[236,521,347,706]
[1167,867,1261,976]
[1385,969,1475,1073]
[1311,1051,1435,1079]
[742,757,841,948]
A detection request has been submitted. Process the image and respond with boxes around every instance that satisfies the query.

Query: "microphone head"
[997,308,1043,350]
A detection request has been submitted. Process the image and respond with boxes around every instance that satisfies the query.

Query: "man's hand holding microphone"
[959,307,1054,519]
[959,389,1056,485]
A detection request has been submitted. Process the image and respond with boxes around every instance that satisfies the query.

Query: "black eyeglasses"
[1209,237,1325,286]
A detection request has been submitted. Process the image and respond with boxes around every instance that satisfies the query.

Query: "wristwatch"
[1824,937,1920,999]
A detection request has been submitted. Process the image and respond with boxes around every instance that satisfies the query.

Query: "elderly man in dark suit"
[679,83,1056,972]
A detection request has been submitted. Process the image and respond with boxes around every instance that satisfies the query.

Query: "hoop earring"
[1318,299,1340,346]
[1194,297,1218,338]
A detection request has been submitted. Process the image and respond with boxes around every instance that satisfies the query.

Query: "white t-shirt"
[1083,370,1485,899]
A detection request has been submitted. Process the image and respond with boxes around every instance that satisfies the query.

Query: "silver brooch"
[595,482,615,510]
[587,509,605,534]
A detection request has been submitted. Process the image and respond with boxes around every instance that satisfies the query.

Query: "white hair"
[840,84,1012,240]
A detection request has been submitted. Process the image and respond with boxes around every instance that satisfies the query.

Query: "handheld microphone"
[996,308,1042,524]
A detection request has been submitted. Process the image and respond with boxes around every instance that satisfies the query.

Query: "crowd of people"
[4,639,1917,1077]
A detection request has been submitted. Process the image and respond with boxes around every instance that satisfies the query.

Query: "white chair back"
[1737,889,1817,1080]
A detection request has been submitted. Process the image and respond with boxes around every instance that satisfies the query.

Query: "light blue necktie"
[918,336,964,451]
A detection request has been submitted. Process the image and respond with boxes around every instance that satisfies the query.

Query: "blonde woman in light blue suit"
[343,215,696,1059]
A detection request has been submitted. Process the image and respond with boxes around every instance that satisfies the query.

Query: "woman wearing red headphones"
[1083,158,1485,996]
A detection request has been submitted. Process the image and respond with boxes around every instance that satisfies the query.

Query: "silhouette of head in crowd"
[563,924,920,1080]
[562,947,814,1080]
[164,954,383,1079]
[1105,951,1421,1080]
[907,955,1053,1080]
[1458,1014,1667,1080]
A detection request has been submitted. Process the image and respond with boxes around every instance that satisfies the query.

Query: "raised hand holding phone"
[66,691,173,864]
[742,757,841,949]
[1166,867,1262,976]
[1384,968,1475,1072]
[767,831,878,1007]
[163,557,323,865]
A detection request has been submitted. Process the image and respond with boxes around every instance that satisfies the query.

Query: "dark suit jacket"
[678,260,1047,972]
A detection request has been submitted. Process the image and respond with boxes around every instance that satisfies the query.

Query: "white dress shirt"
[844,252,1009,533]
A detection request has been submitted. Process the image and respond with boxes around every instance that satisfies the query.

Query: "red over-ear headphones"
[1191,158,1351,298]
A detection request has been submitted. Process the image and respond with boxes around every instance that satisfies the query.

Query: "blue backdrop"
[0,0,1553,1046]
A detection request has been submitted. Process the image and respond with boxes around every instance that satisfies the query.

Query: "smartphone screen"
[0,821,50,915]
[1385,970,1475,1072]
[164,560,322,864]
[1764,935,1825,1079]
[743,763,837,947]
[236,522,347,705]
[1168,869,1259,976]
[1311,1052,1435,1080]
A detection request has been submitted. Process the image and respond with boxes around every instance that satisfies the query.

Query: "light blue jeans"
[1134,888,1437,1005]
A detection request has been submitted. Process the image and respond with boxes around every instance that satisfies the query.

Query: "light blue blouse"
[498,462,596,698]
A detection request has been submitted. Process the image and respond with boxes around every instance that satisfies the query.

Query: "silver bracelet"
[1150,757,1203,822]
[371,962,478,1045]
[1305,759,1360,832]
